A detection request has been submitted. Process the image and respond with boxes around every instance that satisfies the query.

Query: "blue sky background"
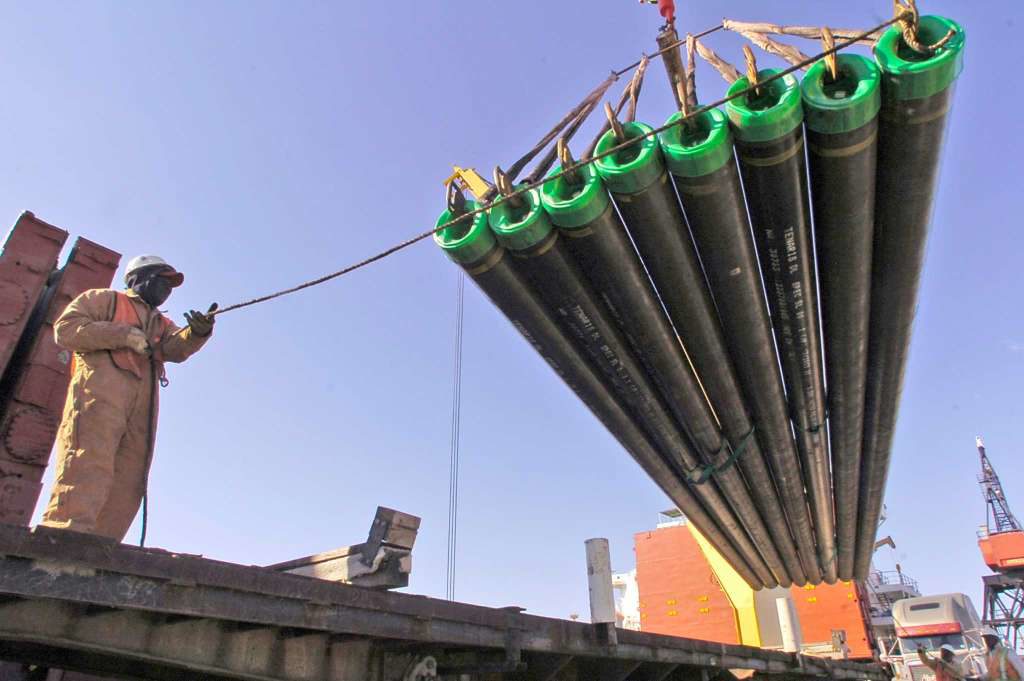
[2,0,1019,620]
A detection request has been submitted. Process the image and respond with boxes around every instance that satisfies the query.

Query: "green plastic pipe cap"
[434,200,496,266]
[594,121,665,195]
[487,186,554,252]
[540,163,611,230]
[725,69,803,143]
[874,15,965,101]
[802,54,882,134]
[659,107,733,178]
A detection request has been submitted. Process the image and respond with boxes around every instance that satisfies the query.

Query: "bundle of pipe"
[853,16,965,579]
[539,159,789,587]
[434,204,763,587]
[433,13,964,587]
[489,186,779,587]
[724,69,835,583]
[585,124,804,586]
[800,54,882,581]
[658,105,821,585]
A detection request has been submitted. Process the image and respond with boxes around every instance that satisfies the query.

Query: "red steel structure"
[975,437,1024,652]
[634,524,741,643]
[633,520,875,658]
[0,213,120,526]
[790,581,875,658]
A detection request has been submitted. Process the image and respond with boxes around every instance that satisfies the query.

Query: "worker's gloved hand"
[125,328,151,355]
[185,303,217,337]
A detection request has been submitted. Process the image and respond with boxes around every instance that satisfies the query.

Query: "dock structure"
[0,525,886,681]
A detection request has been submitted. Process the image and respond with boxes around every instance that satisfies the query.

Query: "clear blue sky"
[2,1,1019,620]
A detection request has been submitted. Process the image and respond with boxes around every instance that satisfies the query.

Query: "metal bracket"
[443,166,490,200]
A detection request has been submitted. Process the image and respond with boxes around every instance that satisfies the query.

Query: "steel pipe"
[486,188,777,587]
[728,70,833,583]
[540,161,791,587]
[589,124,808,586]
[854,16,965,579]
[650,109,821,585]
[433,204,763,587]
[801,54,882,581]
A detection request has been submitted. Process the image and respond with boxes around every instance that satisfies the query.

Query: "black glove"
[185,303,218,337]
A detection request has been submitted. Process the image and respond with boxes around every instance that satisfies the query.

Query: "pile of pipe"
[435,17,964,588]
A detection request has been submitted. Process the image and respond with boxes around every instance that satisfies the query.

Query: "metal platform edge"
[0,525,888,681]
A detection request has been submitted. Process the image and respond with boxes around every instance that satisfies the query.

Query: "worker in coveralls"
[917,644,964,681]
[39,255,215,541]
[982,628,1024,681]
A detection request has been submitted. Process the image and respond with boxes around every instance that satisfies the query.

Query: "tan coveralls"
[40,288,209,540]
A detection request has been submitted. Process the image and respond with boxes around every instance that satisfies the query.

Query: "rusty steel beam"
[0,236,120,525]
[0,526,885,681]
[0,213,67,385]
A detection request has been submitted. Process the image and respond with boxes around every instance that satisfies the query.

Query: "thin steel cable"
[212,15,908,318]
[446,272,464,601]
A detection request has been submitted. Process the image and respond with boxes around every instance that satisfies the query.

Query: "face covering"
[127,268,174,307]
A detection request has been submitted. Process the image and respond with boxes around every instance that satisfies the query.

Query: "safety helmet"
[981,627,1001,640]
[124,255,184,287]
[940,644,956,655]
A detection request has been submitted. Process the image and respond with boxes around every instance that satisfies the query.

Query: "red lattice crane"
[975,437,1024,653]
[976,437,1024,572]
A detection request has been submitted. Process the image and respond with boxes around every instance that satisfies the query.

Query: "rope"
[583,67,645,159]
[613,23,726,78]
[743,45,760,95]
[894,0,955,54]
[507,72,619,182]
[445,272,465,601]
[211,15,908,319]
[524,79,611,185]
[684,34,697,111]
[822,27,838,81]
[695,39,742,84]
[687,426,757,485]
[737,30,813,71]
[722,19,883,46]
[625,55,651,124]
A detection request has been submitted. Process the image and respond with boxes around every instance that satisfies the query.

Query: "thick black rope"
[212,15,908,318]
[506,72,620,182]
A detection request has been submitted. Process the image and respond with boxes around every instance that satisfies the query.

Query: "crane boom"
[977,436,1022,535]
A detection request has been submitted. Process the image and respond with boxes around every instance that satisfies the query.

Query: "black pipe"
[728,70,834,583]
[433,204,764,587]
[540,162,792,587]
[592,121,807,586]
[854,17,965,579]
[802,54,882,581]
[486,188,778,588]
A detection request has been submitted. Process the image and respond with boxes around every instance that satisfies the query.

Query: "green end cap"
[593,121,665,194]
[434,200,495,266]
[539,163,611,230]
[487,186,554,251]
[802,54,881,134]
[659,107,733,178]
[725,69,803,142]
[874,15,965,101]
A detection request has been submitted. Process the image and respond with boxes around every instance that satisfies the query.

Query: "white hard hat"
[124,255,184,286]
[982,627,1001,639]
[940,644,956,654]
